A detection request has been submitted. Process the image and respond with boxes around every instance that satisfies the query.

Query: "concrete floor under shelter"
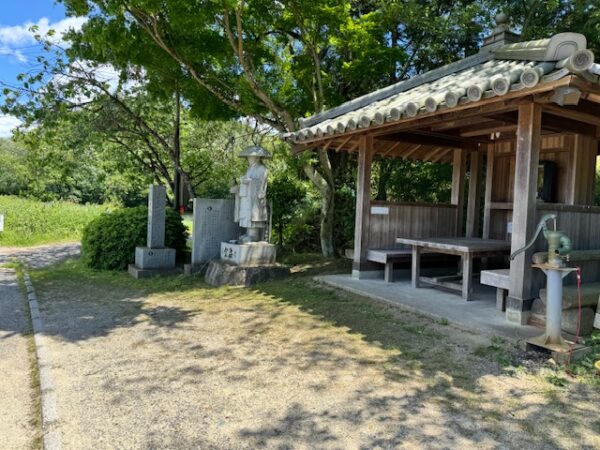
[315,270,542,341]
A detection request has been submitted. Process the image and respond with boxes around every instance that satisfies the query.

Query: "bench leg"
[462,255,473,301]
[496,288,507,311]
[411,246,421,288]
[384,262,394,283]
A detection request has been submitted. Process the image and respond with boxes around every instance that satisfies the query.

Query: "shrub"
[81,206,187,270]
[0,195,109,246]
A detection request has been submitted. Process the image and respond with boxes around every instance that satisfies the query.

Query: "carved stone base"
[135,247,176,269]
[220,242,276,267]
[128,264,180,279]
[205,260,289,287]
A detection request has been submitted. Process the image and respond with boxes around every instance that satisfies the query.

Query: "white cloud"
[0,16,87,63]
[0,114,22,138]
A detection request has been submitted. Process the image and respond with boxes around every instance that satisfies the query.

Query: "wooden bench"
[366,249,414,283]
[480,269,510,311]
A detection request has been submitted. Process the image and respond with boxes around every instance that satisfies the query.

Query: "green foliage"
[81,206,187,271]
[0,195,109,246]
[0,139,28,195]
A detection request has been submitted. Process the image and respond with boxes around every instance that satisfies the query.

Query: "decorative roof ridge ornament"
[480,13,521,52]
[494,33,588,62]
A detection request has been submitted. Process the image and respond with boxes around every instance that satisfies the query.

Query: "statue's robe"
[235,162,268,229]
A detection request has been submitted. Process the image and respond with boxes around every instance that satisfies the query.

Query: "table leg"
[462,254,473,301]
[411,246,421,288]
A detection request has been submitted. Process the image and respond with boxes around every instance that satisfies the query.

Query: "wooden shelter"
[284,19,600,325]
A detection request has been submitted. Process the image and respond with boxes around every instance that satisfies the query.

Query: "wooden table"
[395,237,511,301]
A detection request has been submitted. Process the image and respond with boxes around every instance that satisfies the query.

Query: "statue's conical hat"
[239,145,272,159]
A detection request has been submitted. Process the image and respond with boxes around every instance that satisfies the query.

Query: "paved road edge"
[23,273,61,450]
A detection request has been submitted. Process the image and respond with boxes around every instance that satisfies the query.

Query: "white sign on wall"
[370,206,390,215]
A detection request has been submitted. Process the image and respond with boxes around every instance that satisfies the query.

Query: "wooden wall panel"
[368,201,458,249]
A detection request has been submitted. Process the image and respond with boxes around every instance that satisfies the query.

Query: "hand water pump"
[510,214,575,350]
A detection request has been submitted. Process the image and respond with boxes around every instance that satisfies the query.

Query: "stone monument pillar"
[183,198,239,275]
[205,146,289,286]
[128,185,177,278]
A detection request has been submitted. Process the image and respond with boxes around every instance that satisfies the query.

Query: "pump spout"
[510,213,557,260]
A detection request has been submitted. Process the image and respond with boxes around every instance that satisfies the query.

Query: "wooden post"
[482,144,495,239]
[568,134,597,205]
[451,148,467,236]
[507,103,541,325]
[465,151,482,238]
[352,134,374,278]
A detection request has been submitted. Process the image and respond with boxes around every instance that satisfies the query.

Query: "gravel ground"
[0,268,35,450]
[31,263,600,450]
[0,242,80,268]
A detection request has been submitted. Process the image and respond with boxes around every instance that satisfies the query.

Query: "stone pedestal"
[221,242,276,266]
[135,247,176,269]
[204,241,288,286]
[205,260,289,287]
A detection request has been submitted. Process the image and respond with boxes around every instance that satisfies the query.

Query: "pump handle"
[510,213,557,260]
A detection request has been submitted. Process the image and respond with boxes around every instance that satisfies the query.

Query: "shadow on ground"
[7,255,599,449]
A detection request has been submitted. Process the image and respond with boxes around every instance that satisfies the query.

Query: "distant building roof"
[283,32,598,144]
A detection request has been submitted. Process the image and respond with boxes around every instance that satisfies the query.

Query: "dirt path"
[0,242,80,268]
[30,263,600,450]
[0,268,36,450]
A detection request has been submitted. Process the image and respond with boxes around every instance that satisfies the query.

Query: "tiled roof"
[283,33,598,143]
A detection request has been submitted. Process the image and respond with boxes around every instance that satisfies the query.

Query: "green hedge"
[81,206,187,270]
[0,195,109,246]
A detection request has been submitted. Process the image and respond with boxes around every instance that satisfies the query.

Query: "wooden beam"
[381,141,402,157]
[482,144,495,239]
[352,134,374,276]
[451,148,467,236]
[459,123,517,138]
[381,131,482,150]
[465,151,482,237]
[543,103,600,127]
[423,146,447,161]
[541,113,597,136]
[430,116,496,131]
[432,148,453,163]
[334,135,354,152]
[507,102,542,324]
[399,144,422,159]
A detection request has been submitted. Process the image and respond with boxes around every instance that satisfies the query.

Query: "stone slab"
[135,246,176,270]
[128,264,181,279]
[530,306,596,336]
[594,313,600,329]
[205,260,289,286]
[221,242,276,267]
[147,185,167,248]
[191,198,238,265]
[539,283,600,309]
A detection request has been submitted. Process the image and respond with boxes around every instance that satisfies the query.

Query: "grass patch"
[0,195,110,247]
[563,330,600,387]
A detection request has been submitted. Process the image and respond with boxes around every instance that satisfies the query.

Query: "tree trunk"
[319,183,335,257]
[172,82,182,210]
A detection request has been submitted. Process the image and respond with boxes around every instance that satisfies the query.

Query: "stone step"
[530,307,596,336]
[539,282,600,309]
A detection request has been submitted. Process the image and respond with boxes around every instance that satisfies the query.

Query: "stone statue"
[231,146,271,243]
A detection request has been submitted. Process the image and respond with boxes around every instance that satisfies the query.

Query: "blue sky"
[0,0,85,137]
